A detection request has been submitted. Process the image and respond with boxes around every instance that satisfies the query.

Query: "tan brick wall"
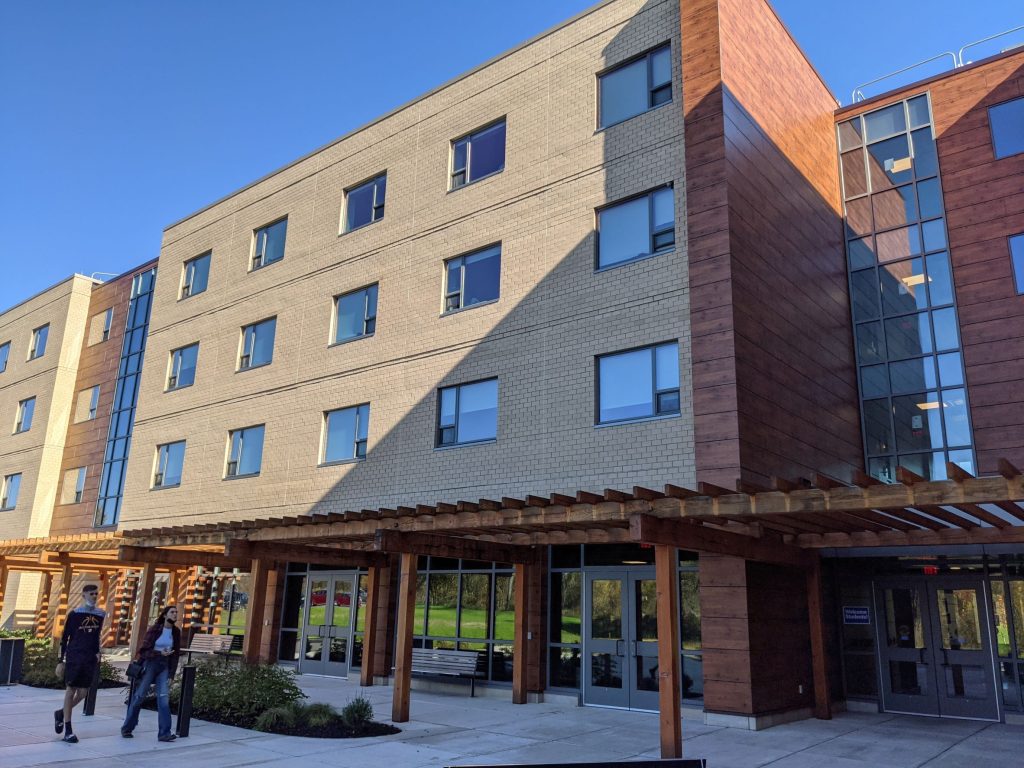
[121,0,695,528]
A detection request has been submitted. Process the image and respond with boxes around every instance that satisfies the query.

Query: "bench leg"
[471,677,475,697]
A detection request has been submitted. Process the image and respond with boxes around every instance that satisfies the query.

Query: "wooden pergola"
[116,460,1024,759]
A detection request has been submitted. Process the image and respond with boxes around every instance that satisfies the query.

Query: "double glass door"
[300,572,357,676]
[584,570,660,710]
[875,577,998,720]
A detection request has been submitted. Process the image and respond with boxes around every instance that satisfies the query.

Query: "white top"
[154,627,173,652]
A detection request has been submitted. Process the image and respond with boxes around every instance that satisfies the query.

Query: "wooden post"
[655,544,682,759]
[512,563,528,704]
[360,565,382,686]
[806,555,832,719]
[35,573,54,638]
[392,552,417,723]
[0,561,7,621]
[130,564,155,657]
[243,558,270,663]
[98,572,110,613]
[526,552,548,693]
[168,569,181,608]
[53,561,74,641]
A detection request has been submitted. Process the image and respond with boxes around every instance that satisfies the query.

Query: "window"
[322,404,370,463]
[167,343,199,390]
[226,425,265,478]
[75,385,101,423]
[61,467,87,505]
[239,318,276,370]
[599,44,672,128]
[990,97,1024,159]
[333,284,378,344]
[0,341,9,373]
[444,245,501,312]
[343,174,386,232]
[1011,234,1024,295]
[181,252,211,298]
[597,342,680,424]
[153,441,186,488]
[28,324,48,360]
[437,379,498,446]
[1,473,21,510]
[251,218,288,270]
[89,308,113,345]
[451,120,506,189]
[14,397,35,433]
[597,186,674,269]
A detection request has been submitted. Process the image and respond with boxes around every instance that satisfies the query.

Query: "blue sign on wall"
[843,606,871,625]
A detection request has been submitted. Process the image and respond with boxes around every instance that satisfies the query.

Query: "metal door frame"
[298,571,358,677]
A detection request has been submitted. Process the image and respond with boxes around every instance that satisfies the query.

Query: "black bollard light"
[83,663,101,716]
[176,664,197,737]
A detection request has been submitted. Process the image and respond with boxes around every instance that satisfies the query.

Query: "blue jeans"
[122,657,172,738]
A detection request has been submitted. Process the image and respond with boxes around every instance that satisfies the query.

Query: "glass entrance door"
[583,569,660,710]
[875,577,998,720]
[300,572,356,676]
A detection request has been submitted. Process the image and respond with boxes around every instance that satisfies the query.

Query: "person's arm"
[59,612,78,661]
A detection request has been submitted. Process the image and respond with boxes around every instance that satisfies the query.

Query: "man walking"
[54,584,106,743]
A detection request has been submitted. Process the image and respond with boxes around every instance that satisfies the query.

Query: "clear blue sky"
[0,1,1019,312]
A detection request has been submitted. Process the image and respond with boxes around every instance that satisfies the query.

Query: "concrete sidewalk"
[1,676,1020,767]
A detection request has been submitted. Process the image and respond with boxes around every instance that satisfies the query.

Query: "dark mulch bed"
[22,679,126,690]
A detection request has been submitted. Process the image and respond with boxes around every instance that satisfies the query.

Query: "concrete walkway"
[1,676,1021,767]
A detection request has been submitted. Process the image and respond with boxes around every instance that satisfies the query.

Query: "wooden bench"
[184,633,236,664]
[409,648,483,696]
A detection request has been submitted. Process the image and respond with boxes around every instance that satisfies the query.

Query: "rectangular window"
[444,245,501,313]
[239,318,276,370]
[28,324,49,360]
[597,342,680,424]
[251,218,288,270]
[61,467,87,505]
[1011,234,1024,295]
[333,284,378,343]
[990,97,1024,159]
[75,385,101,422]
[226,425,265,478]
[181,252,211,298]
[599,44,672,128]
[14,397,35,433]
[450,120,506,189]
[153,441,186,488]
[343,174,386,232]
[0,341,9,373]
[437,378,498,446]
[167,343,199,390]
[89,308,114,345]
[1,473,21,510]
[597,186,674,269]
[322,404,370,463]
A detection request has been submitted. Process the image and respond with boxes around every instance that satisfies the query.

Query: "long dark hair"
[151,605,177,628]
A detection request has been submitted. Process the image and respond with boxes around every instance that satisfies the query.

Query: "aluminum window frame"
[331,284,379,345]
[442,244,501,314]
[61,466,87,505]
[238,317,277,371]
[0,341,9,373]
[14,396,35,433]
[225,424,265,479]
[250,217,288,271]
[597,42,673,130]
[153,440,186,489]
[167,342,199,391]
[435,377,499,448]
[1010,233,1024,296]
[181,251,212,299]
[341,173,387,234]
[28,324,48,360]
[320,403,371,465]
[988,96,1024,160]
[0,473,21,510]
[595,341,681,426]
[449,118,507,191]
[594,184,675,271]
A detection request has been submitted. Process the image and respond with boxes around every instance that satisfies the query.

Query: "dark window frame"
[321,403,371,465]
[988,96,1024,160]
[167,343,199,391]
[225,424,265,479]
[1010,233,1024,296]
[597,43,673,129]
[0,473,21,510]
[595,184,675,270]
[0,341,10,374]
[238,317,277,371]
[251,218,288,271]
[443,243,501,314]
[14,396,35,433]
[28,324,49,360]
[181,251,212,299]
[595,341,681,426]
[342,173,387,233]
[153,440,186,489]
[332,284,379,345]
[450,119,507,190]
[436,377,499,448]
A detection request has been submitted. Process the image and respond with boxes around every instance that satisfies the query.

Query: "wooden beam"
[392,552,417,723]
[806,555,832,720]
[373,530,539,564]
[360,565,382,687]
[130,564,155,657]
[999,459,1022,479]
[814,473,846,490]
[633,486,665,501]
[958,503,1011,529]
[630,515,810,569]
[852,470,883,487]
[946,462,975,483]
[655,544,682,758]
[512,562,528,704]
[226,540,386,569]
[242,558,270,663]
[896,466,926,485]
[53,561,73,641]
[35,572,53,638]
[697,481,734,497]
[118,545,250,570]
[992,501,1024,524]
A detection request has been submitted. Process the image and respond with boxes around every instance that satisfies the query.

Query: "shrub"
[254,703,300,732]
[304,702,337,728]
[341,695,374,727]
[190,660,305,723]
[16,637,121,688]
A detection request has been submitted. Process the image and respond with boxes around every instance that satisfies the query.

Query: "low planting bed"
[0,630,124,689]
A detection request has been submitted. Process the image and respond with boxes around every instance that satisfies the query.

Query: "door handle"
[631,640,638,658]
[615,639,625,657]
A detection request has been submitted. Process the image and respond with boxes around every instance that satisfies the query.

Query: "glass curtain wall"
[837,95,974,481]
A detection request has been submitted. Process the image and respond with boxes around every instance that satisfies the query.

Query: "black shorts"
[64,657,97,689]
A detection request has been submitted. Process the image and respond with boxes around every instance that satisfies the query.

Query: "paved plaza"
[0,675,1021,767]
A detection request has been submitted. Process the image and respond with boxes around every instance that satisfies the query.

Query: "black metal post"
[82,662,101,715]
[175,664,196,737]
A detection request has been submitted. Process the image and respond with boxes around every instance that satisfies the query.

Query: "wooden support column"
[0,561,7,620]
[512,562,529,704]
[360,564,382,686]
[168,569,182,607]
[806,555,832,719]
[392,552,417,723]
[655,544,682,759]
[243,558,270,663]
[98,572,110,613]
[526,550,548,693]
[130,564,155,657]
[53,561,73,641]
[35,573,54,638]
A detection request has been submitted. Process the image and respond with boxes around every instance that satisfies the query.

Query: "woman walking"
[121,605,181,741]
